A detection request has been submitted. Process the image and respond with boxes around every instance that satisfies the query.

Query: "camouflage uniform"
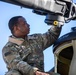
[2,26,61,75]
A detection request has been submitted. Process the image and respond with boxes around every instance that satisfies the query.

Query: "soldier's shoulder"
[3,42,14,48]
[2,42,17,52]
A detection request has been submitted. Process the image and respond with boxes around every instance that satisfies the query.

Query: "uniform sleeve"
[33,26,62,50]
[2,45,38,75]
[41,26,62,49]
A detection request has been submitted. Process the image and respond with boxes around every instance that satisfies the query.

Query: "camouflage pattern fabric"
[5,70,21,75]
[2,26,61,75]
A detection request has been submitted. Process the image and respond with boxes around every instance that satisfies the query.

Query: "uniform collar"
[8,36,24,45]
[8,35,36,45]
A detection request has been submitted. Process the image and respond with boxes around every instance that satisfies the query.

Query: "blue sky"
[0,1,76,75]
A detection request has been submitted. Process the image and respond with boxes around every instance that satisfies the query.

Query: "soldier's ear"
[13,25,18,32]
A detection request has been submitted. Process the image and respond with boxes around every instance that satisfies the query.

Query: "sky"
[0,0,76,75]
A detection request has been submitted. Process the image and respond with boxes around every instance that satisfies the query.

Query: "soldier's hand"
[35,71,50,75]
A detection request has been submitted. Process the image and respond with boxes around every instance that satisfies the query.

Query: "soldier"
[2,16,63,75]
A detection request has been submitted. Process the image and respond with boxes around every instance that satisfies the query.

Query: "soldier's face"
[16,17,30,35]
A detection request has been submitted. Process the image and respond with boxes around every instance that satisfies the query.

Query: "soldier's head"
[8,16,30,38]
